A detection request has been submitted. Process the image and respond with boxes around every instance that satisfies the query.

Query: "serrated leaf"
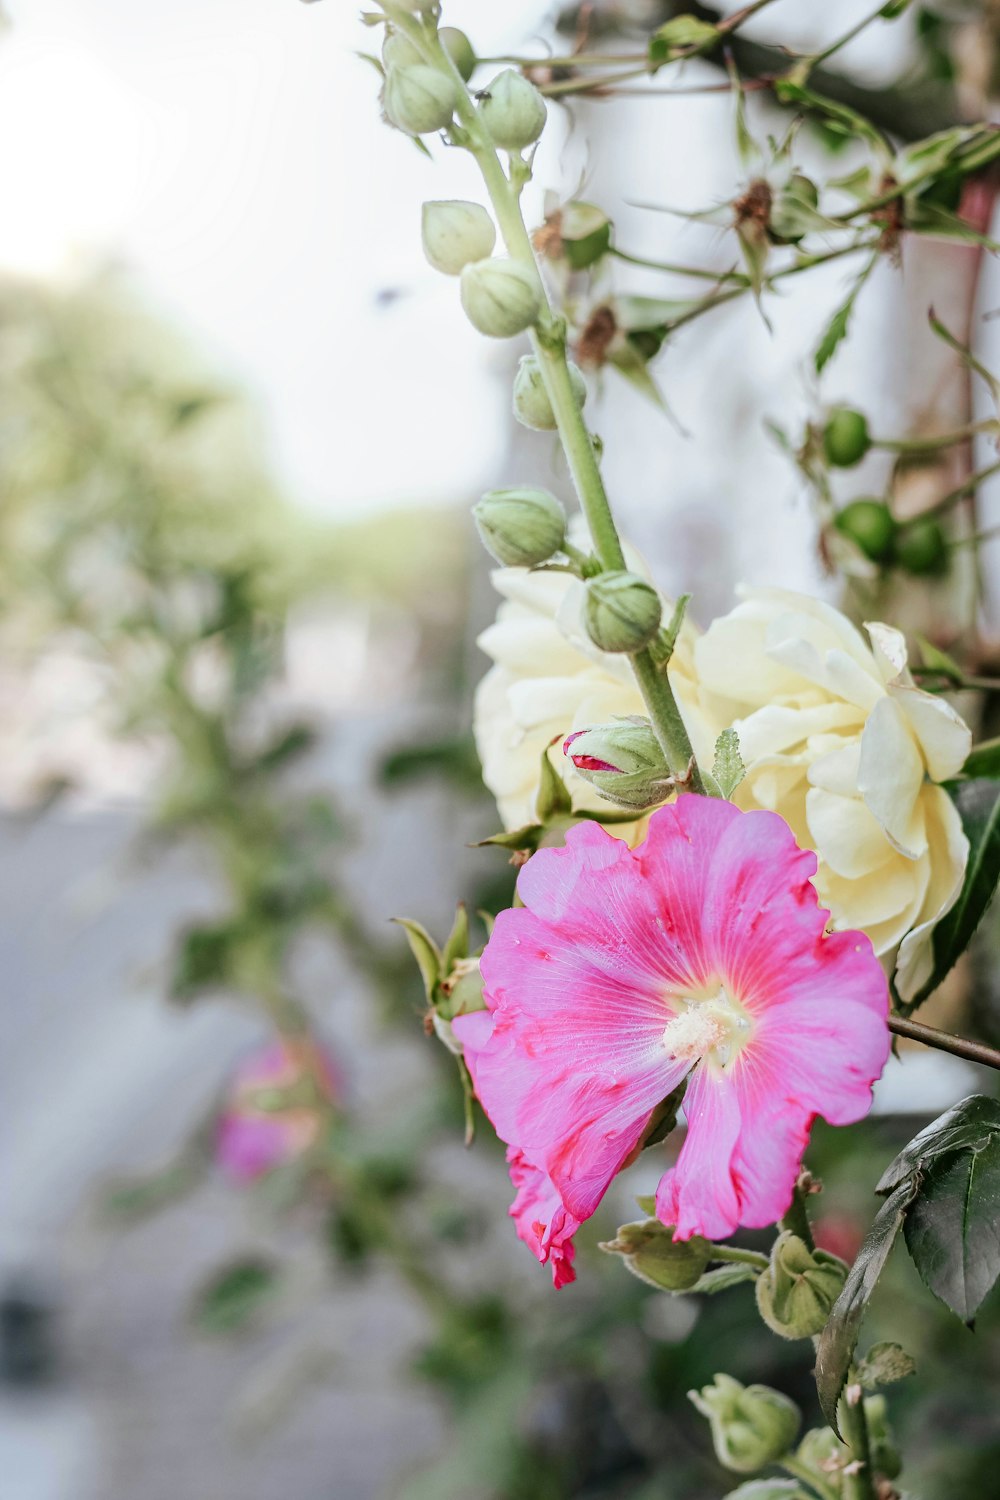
[856,1341,916,1389]
[441,903,469,972]
[814,253,877,373]
[712,727,745,800]
[815,1178,918,1432]
[688,1262,759,1295]
[876,1095,1000,1195]
[900,780,1000,1010]
[393,917,441,1003]
[903,1131,1000,1323]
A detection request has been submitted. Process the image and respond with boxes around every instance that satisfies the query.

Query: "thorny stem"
[387,4,704,790]
[889,1014,1000,1072]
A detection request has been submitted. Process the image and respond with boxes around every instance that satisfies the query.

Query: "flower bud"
[478,68,547,151]
[755,1232,847,1340]
[564,717,672,810]
[768,173,819,245]
[460,257,541,337]
[433,955,487,1054]
[795,1425,846,1484]
[383,64,458,136]
[833,498,896,564]
[381,29,421,70]
[600,1218,710,1291]
[422,200,496,275]
[439,26,476,82]
[689,1374,801,1475]
[512,354,586,430]
[473,487,566,567]
[583,571,661,654]
[896,515,948,576]
[864,1395,901,1480]
[823,407,871,467]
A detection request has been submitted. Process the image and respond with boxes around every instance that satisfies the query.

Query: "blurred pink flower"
[216,1038,340,1184]
[455,797,889,1278]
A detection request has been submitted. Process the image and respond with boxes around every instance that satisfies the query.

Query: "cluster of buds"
[689,1373,801,1474]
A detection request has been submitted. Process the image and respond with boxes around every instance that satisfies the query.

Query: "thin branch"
[889,1014,1000,1072]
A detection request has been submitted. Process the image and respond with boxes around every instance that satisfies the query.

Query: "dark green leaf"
[814,254,878,373]
[815,1178,918,1432]
[876,1095,1000,1194]
[192,1256,280,1334]
[904,1131,1000,1323]
[899,779,1000,1010]
[962,738,1000,778]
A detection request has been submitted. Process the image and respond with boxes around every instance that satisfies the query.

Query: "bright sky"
[0,0,549,516]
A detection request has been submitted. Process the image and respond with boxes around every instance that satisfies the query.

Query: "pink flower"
[216,1038,340,1184]
[455,796,889,1276]
[507,1148,581,1288]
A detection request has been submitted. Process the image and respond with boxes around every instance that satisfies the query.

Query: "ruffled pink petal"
[655,1065,742,1240]
[507,1148,580,1288]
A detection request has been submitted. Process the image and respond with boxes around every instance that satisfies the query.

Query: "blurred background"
[2,2,1000,1497]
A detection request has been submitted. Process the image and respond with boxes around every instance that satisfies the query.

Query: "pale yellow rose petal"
[806,786,896,879]
[894,784,970,1002]
[891,683,972,782]
[858,696,926,858]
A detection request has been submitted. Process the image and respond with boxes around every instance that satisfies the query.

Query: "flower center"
[662,985,753,1071]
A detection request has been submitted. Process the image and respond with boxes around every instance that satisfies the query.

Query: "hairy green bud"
[422,200,496,275]
[473,486,566,567]
[383,64,458,136]
[755,1232,847,1340]
[460,257,541,337]
[583,571,661,654]
[600,1218,711,1291]
[834,498,896,564]
[440,26,476,81]
[823,407,871,467]
[897,514,948,576]
[690,1374,801,1474]
[478,68,547,151]
[564,717,672,810]
[512,354,586,430]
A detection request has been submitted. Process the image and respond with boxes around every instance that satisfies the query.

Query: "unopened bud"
[422,200,496,275]
[473,486,566,567]
[439,26,476,81]
[823,407,871,467]
[478,69,547,151]
[768,173,819,244]
[381,28,421,70]
[460,257,541,337]
[689,1374,800,1475]
[433,955,486,1054]
[600,1218,710,1291]
[564,718,671,810]
[834,498,896,564]
[896,515,948,576]
[864,1395,901,1480]
[584,571,661,654]
[795,1426,846,1482]
[512,354,586,430]
[755,1232,847,1340]
[383,64,458,136]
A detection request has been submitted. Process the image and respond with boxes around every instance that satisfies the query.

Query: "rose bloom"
[216,1038,339,1183]
[474,558,710,835]
[455,797,889,1284]
[695,588,971,1000]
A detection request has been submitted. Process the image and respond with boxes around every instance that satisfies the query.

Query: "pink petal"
[507,1148,580,1288]
[655,1065,742,1240]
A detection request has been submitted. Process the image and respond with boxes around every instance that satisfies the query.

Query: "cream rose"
[695,587,971,999]
[474,562,711,837]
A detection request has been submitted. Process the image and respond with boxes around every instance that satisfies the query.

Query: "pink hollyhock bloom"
[455,796,889,1278]
[216,1038,340,1184]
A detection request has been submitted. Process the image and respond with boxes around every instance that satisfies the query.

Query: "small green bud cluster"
[584,571,661,653]
[689,1373,801,1474]
[473,487,566,567]
[834,500,948,575]
[600,1218,710,1290]
[754,1231,847,1340]
[564,717,672,811]
[513,354,587,430]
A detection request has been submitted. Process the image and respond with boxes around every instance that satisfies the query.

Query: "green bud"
[512,354,586,430]
[833,498,897,564]
[768,173,819,245]
[422,200,496,276]
[440,26,476,82]
[564,717,672,811]
[584,571,661,654]
[383,64,458,136]
[690,1374,801,1475]
[600,1218,711,1291]
[795,1425,847,1484]
[722,1483,813,1500]
[864,1395,902,1480]
[473,486,566,567]
[381,28,422,70]
[459,257,542,337]
[896,515,948,576]
[823,407,871,467]
[437,955,485,1023]
[755,1232,847,1341]
[478,68,547,151]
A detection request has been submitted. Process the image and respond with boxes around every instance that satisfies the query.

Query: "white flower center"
[662,986,752,1070]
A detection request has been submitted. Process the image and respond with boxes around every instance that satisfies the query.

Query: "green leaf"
[474,823,542,853]
[916,634,964,686]
[904,1130,1000,1324]
[441,903,469,973]
[688,1262,759,1295]
[814,253,878,373]
[855,1341,916,1390]
[900,780,1000,1010]
[640,1079,688,1148]
[635,1194,657,1216]
[814,1178,918,1432]
[928,310,1000,406]
[392,917,441,1003]
[962,738,1000,779]
[711,727,745,800]
[876,1095,1000,1195]
[648,16,718,65]
[192,1256,280,1334]
[535,738,573,823]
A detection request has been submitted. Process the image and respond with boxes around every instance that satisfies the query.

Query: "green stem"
[710,1244,769,1269]
[839,1376,877,1500]
[921,458,1000,518]
[800,0,889,76]
[779,1184,815,1250]
[873,417,1000,453]
[781,1453,840,1500]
